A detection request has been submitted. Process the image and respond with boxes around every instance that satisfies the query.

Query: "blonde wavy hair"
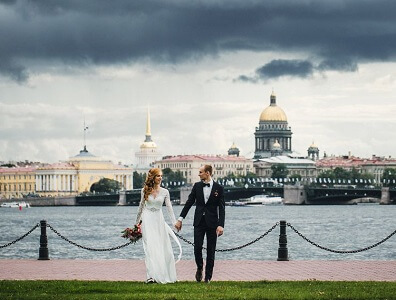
[143,168,162,201]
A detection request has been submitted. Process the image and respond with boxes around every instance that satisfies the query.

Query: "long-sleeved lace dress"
[135,187,182,283]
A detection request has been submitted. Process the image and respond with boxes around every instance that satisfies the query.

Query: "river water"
[0,204,395,261]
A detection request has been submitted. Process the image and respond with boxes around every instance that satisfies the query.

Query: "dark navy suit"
[180,181,225,280]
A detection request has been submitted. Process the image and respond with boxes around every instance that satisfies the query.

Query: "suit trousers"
[194,216,217,280]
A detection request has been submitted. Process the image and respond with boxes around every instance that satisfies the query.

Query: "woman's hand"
[174,220,182,232]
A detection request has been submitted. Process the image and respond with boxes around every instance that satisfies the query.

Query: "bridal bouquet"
[121,223,142,243]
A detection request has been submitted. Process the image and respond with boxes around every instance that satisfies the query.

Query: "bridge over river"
[72,185,395,206]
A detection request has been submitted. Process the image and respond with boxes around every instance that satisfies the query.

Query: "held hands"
[174,220,182,232]
[216,226,224,237]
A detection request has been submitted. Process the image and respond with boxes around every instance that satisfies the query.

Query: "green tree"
[133,171,146,189]
[350,167,361,182]
[246,171,258,178]
[162,168,186,186]
[289,174,302,184]
[90,178,122,193]
[318,170,336,181]
[317,167,375,186]
[333,167,351,180]
[1,163,16,168]
[271,164,288,179]
[359,172,375,183]
[382,168,396,186]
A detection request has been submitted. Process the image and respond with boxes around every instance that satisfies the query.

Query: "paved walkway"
[1,260,395,281]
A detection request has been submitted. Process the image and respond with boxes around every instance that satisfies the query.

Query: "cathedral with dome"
[254,91,293,159]
[134,108,162,173]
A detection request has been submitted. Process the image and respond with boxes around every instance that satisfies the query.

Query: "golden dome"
[260,106,287,122]
[230,142,238,149]
[259,91,287,122]
[273,139,281,149]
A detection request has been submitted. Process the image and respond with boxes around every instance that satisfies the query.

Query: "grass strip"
[0,280,395,300]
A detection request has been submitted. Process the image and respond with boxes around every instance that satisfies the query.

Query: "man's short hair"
[203,164,213,175]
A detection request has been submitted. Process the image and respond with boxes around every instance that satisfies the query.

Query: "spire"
[83,117,89,152]
[144,107,153,142]
[270,90,276,106]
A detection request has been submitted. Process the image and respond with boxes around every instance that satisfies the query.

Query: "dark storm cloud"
[236,59,314,82]
[237,57,359,82]
[1,0,396,82]
[257,59,314,79]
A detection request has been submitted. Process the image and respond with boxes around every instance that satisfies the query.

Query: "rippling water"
[0,204,395,260]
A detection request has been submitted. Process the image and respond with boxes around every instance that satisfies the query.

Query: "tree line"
[88,165,396,193]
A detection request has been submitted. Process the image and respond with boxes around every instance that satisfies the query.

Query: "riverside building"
[0,167,36,199]
[254,155,317,180]
[154,145,253,185]
[35,147,133,197]
[315,154,396,184]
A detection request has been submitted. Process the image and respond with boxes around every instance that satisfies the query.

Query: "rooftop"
[0,166,36,173]
[158,154,251,162]
[256,155,315,165]
[316,155,396,168]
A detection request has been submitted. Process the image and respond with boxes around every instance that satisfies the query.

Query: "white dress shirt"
[178,179,213,222]
[203,179,213,203]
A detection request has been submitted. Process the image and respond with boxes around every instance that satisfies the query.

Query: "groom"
[175,164,225,283]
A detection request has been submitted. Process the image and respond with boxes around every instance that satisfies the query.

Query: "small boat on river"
[226,200,247,207]
[0,201,31,208]
[246,195,283,205]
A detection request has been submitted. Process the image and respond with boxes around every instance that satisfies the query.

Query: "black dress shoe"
[195,268,203,282]
[204,279,211,283]
[145,278,155,284]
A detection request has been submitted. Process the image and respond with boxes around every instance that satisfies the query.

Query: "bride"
[135,168,182,283]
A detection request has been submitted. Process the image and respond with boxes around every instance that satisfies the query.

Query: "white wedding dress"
[135,187,182,283]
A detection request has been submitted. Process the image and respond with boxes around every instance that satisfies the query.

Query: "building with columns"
[35,147,133,197]
[254,91,292,159]
[135,108,162,174]
[0,167,36,199]
[315,154,396,184]
[154,153,254,185]
[254,155,317,180]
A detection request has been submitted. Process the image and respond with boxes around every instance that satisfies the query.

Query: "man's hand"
[175,220,182,232]
[216,226,224,237]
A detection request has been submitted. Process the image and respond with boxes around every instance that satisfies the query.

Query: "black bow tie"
[203,183,210,187]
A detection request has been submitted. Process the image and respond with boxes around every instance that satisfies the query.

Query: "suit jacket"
[180,181,225,229]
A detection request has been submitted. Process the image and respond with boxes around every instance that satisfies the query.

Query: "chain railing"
[0,223,40,249]
[175,222,279,252]
[286,223,396,254]
[1,219,395,260]
[46,223,134,252]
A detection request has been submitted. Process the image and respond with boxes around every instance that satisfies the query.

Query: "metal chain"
[0,223,40,249]
[174,222,279,252]
[287,223,396,254]
[47,224,134,251]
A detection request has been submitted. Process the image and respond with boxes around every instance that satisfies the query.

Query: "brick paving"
[1,260,395,281]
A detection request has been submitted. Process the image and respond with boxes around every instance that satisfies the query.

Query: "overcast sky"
[1,0,396,164]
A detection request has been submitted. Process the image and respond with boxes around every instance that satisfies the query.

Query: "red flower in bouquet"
[121,222,142,243]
